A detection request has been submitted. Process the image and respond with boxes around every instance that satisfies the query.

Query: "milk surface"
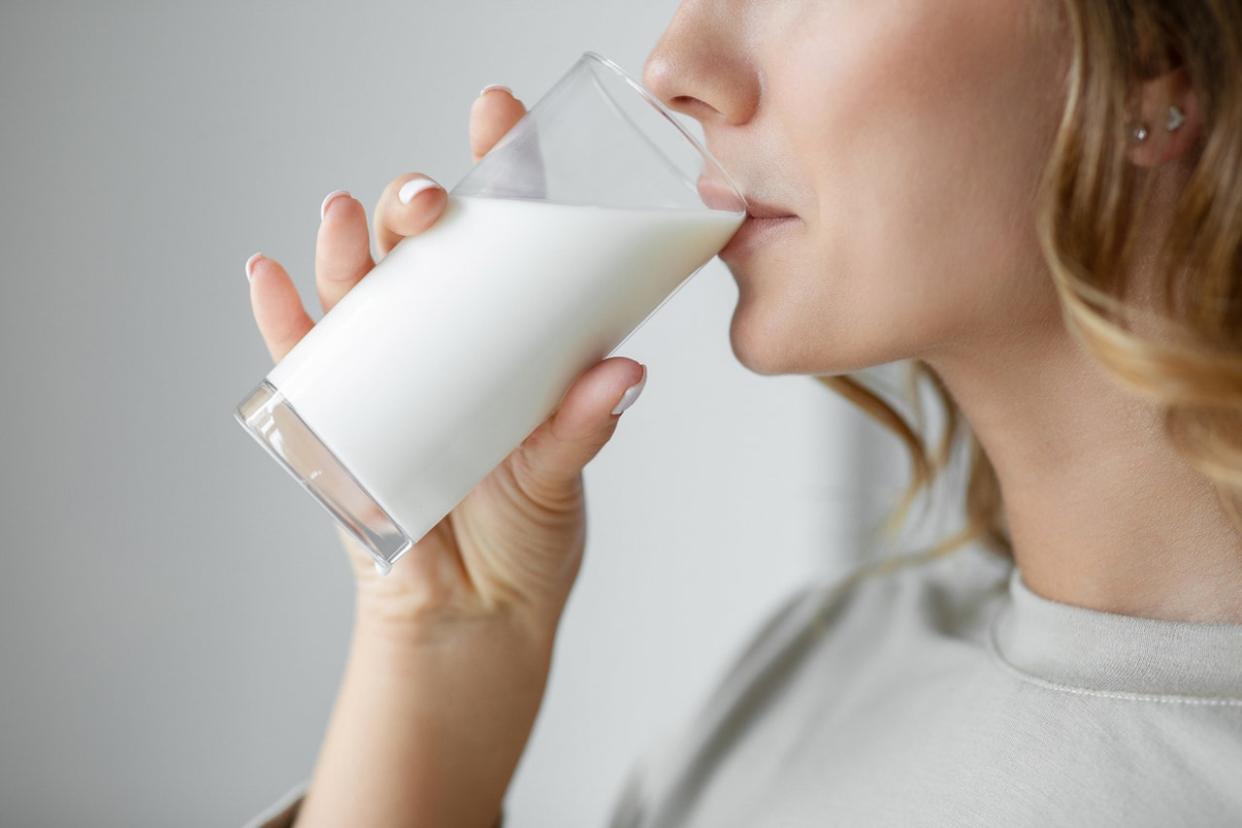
[267,194,743,545]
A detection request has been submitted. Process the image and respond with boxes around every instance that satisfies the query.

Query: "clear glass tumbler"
[234,51,747,573]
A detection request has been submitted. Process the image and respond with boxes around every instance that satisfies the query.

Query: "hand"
[245,86,648,642]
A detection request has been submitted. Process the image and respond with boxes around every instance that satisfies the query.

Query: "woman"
[245,1,1242,825]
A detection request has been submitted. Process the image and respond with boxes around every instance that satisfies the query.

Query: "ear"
[1126,67,1202,168]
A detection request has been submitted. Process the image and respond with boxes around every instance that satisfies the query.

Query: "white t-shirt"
[607,541,1242,827]
[250,541,1242,827]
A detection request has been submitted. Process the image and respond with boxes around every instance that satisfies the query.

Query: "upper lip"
[696,173,794,219]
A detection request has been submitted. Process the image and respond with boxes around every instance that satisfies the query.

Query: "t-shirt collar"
[991,567,1242,700]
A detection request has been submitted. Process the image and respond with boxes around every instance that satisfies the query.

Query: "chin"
[726,289,903,378]
[726,299,800,376]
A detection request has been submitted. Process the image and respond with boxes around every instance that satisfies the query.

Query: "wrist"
[350,591,557,677]
[299,596,555,826]
[352,577,565,658]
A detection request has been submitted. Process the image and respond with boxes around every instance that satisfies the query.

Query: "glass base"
[234,380,411,574]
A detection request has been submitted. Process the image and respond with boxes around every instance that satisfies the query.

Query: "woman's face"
[643,1,1074,376]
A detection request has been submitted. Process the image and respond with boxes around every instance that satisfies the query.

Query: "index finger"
[470,86,528,162]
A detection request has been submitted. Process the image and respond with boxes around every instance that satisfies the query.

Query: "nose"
[641,5,759,127]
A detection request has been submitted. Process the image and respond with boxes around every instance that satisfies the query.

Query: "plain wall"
[0,2,922,825]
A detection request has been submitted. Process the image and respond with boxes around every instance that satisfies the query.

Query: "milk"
[264,194,742,563]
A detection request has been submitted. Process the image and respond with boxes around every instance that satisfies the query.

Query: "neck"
[926,322,1242,624]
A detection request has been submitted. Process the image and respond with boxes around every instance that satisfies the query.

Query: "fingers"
[315,190,375,313]
[470,86,528,162]
[254,86,529,363]
[471,86,546,198]
[367,87,527,257]
[509,358,648,507]
[372,173,448,257]
[246,252,314,362]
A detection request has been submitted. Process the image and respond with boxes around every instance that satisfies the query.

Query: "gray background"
[0,2,938,825]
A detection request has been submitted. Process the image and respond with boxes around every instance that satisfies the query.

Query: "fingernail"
[611,365,647,416]
[319,189,351,221]
[245,251,263,282]
[398,177,443,205]
[479,84,513,98]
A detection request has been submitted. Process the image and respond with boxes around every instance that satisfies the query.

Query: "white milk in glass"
[265,194,742,559]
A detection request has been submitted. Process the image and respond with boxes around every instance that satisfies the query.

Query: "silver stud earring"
[1131,122,1150,143]
[1166,104,1186,133]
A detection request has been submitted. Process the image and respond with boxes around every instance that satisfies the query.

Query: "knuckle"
[508,441,581,514]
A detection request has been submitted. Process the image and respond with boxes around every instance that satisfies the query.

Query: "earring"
[1166,104,1186,133]
[1131,122,1150,143]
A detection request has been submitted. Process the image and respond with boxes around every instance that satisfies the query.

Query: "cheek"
[758,0,1068,369]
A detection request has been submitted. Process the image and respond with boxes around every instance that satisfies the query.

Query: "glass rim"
[579,50,748,213]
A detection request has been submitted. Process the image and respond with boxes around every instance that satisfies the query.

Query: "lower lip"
[719,215,797,262]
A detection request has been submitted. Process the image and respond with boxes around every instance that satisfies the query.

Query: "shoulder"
[606,539,1014,825]
[746,537,1016,667]
[661,537,1018,762]
[641,539,1012,749]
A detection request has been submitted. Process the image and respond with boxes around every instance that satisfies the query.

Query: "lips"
[696,172,797,260]
[719,214,797,261]
[696,173,794,218]
[696,175,749,213]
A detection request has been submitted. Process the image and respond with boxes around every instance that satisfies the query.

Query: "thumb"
[511,358,647,503]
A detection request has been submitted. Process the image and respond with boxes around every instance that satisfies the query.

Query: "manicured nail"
[479,84,513,98]
[611,365,647,416]
[398,177,443,205]
[245,251,263,282]
[319,189,351,221]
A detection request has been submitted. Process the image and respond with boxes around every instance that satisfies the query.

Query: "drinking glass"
[234,51,747,573]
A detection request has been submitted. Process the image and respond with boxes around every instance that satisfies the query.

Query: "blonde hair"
[816,0,1242,562]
